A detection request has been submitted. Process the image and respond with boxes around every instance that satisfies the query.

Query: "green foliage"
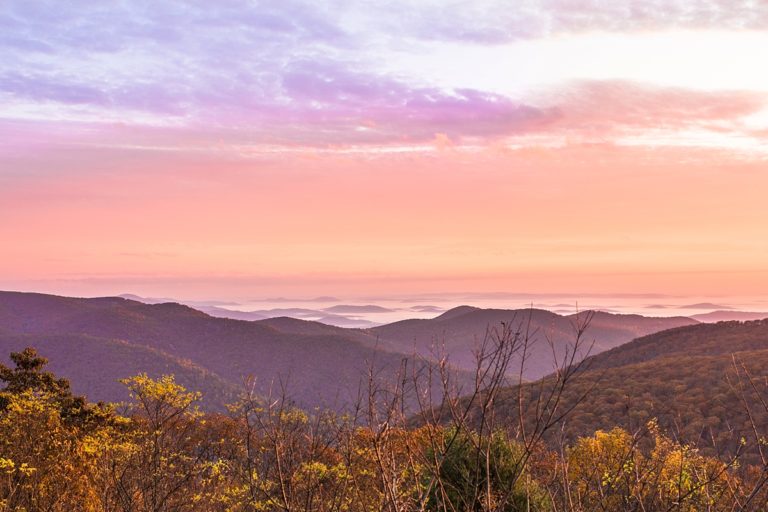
[425,428,550,512]
[0,347,67,393]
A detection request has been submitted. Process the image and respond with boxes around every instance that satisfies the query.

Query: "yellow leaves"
[296,460,350,484]
[113,415,132,427]
[0,457,14,474]
[1,390,50,417]
[568,427,637,483]
[121,373,201,410]
[18,462,36,476]
[563,421,742,511]
[279,408,309,425]
[80,436,102,456]
[0,392,100,510]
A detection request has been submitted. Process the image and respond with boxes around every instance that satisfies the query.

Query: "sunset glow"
[2,1,768,302]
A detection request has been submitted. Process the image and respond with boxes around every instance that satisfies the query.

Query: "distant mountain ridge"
[370,306,698,380]
[690,310,768,322]
[122,294,382,328]
[323,304,394,313]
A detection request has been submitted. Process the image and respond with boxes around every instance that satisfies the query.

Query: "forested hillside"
[2,340,768,511]
[493,320,768,464]
[585,319,768,370]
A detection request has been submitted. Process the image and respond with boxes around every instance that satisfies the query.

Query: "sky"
[2,0,768,302]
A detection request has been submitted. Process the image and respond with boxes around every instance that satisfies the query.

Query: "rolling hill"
[0,291,417,411]
[370,306,698,379]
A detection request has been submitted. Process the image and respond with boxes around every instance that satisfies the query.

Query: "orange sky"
[3,141,767,299]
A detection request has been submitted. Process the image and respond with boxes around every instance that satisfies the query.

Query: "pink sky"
[1,1,768,301]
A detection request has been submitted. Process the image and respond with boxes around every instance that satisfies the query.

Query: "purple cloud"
[275,61,555,142]
[0,0,558,145]
[2,0,766,149]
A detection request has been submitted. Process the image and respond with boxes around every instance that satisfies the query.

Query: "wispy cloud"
[524,81,768,149]
[367,0,768,44]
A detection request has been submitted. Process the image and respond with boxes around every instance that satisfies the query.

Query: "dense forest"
[492,320,768,465]
[4,315,768,512]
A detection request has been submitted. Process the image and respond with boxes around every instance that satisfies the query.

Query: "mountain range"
[0,291,392,410]
[0,290,715,412]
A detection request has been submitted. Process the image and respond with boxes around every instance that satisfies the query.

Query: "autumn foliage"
[2,343,768,511]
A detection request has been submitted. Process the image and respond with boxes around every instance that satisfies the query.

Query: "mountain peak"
[434,305,480,320]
